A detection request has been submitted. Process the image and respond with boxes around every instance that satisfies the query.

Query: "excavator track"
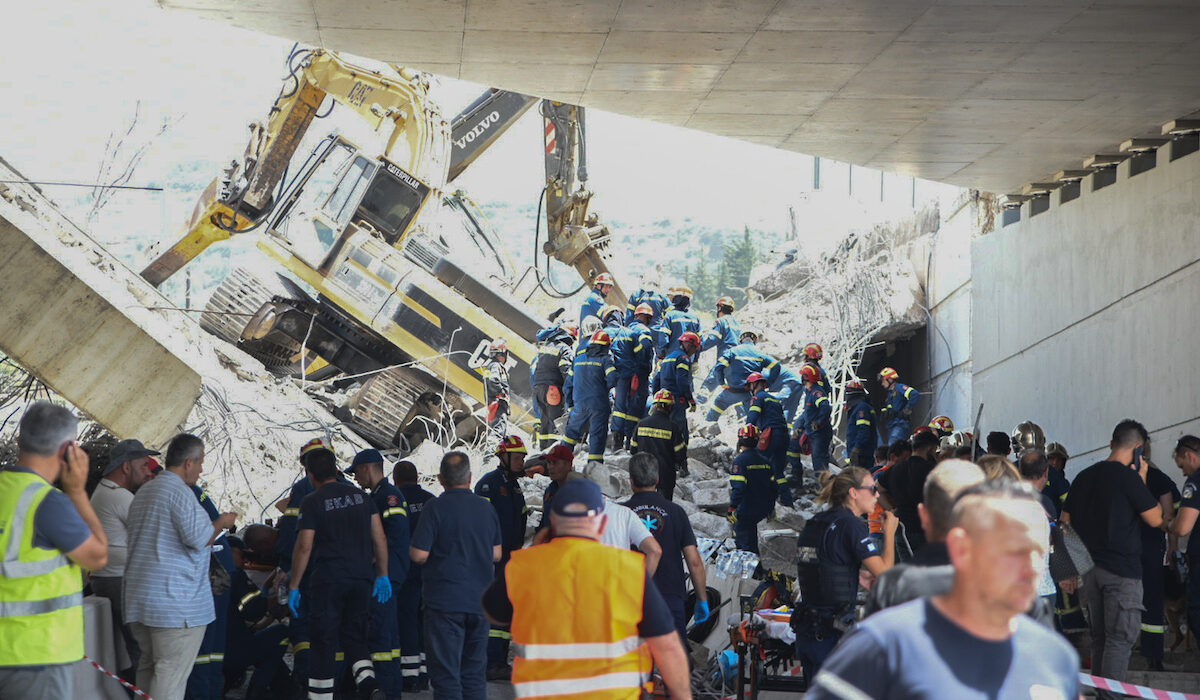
[200,267,301,372]
[349,366,478,450]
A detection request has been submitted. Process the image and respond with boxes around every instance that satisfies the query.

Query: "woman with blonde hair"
[976,454,1020,481]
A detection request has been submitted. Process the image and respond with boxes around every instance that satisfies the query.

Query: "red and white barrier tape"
[84,655,154,699]
[1080,672,1200,700]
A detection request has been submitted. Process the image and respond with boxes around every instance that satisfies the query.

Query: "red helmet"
[912,425,934,438]
[299,437,332,459]
[878,367,899,381]
[678,331,701,348]
[633,303,654,318]
[495,435,527,455]
[803,342,823,360]
[738,424,759,440]
[929,415,954,434]
[845,380,865,392]
[799,364,821,383]
[594,272,615,287]
[745,372,767,387]
[716,296,735,310]
[652,389,675,405]
[590,330,611,346]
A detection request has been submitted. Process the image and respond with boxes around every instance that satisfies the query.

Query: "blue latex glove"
[287,589,301,618]
[373,576,392,604]
[693,600,710,625]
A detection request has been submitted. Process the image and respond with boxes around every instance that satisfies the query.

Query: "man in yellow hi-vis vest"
[481,478,692,699]
[0,401,109,698]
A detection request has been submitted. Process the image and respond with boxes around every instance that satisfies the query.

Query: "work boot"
[487,664,513,681]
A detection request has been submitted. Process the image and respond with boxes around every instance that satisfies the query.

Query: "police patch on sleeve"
[863,537,878,553]
[1184,483,1196,500]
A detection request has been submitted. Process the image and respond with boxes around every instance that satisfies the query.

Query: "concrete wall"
[972,147,1200,475]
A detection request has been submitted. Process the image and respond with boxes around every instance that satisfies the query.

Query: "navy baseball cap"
[551,479,604,518]
[345,448,384,473]
[105,439,161,476]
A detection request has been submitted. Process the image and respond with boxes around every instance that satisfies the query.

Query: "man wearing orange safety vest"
[481,478,693,699]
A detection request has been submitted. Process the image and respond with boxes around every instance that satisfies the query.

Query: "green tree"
[721,226,756,306]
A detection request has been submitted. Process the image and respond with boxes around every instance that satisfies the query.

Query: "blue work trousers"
[705,388,749,422]
[610,374,648,437]
[771,377,805,422]
[735,508,769,554]
[669,403,690,449]
[424,609,488,700]
[885,419,910,446]
[563,404,611,462]
[185,588,228,700]
[397,574,427,689]
[809,429,833,474]
[487,561,512,668]
[369,580,403,697]
[224,624,289,694]
[761,428,789,483]
[1188,557,1200,651]
[309,578,375,698]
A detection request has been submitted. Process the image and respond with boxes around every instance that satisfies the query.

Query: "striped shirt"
[123,470,215,628]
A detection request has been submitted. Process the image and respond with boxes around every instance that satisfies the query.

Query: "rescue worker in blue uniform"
[652,332,702,448]
[561,329,618,463]
[578,272,614,327]
[794,363,833,476]
[599,304,624,337]
[224,537,290,700]
[701,296,741,357]
[879,367,920,446]
[392,460,434,691]
[702,330,779,422]
[630,389,688,501]
[483,339,511,435]
[745,372,790,499]
[656,285,701,359]
[532,324,574,448]
[1139,460,1179,671]
[843,381,878,469]
[727,425,777,553]
[185,484,236,700]
[793,467,895,683]
[769,363,806,423]
[348,448,410,700]
[475,436,530,680]
[801,343,832,394]
[564,316,602,404]
[624,278,669,327]
[610,303,656,450]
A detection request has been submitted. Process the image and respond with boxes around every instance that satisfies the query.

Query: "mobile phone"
[1132,446,1143,469]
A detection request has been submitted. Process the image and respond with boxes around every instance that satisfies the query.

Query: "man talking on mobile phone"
[1061,419,1163,700]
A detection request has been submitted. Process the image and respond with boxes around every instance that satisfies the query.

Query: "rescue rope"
[84,655,154,699]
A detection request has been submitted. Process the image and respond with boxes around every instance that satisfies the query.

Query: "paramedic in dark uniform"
[288,447,391,700]
[393,460,435,691]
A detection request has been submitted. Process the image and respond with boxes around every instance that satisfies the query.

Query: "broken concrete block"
[583,459,632,501]
[768,505,812,532]
[674,481,694,502]
[676,499,699,516]
[692,486,730,511]
[686,458,721,481]
[760,531,799,573]
[689,511,732,539]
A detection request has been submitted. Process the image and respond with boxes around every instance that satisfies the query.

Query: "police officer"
[631,390,688,501]
[624,273,669,328]
[745,371,789,493]
[185,482,237,700]
[795,363,833,476]
[484,339,511,435]
[652,331,701,449]
[392,461,434,691]
[701,330,779,422]
[611,303,656,451]
[701,296,742,357]
[656,285,701,358]
[348,449,410,700]
[878,367,920,446]
[561,330,618,463]
[532,324,574,449]
[727,425,776,554]
[288,447,390,700]
[793,467,896,683]
[579,272,615,327]
[843,381,878,469]
[475,436,530,680]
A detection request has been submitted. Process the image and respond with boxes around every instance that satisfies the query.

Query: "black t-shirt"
[623,491,697,601]
[1181,474,1200,557]
[1063,460,1159,579]
[821,507,880,566]
[808,598,1080,700]
[410,488,502,614]
[1142,467,1179,550]
[878,454,934,535]
[298,480,378,583]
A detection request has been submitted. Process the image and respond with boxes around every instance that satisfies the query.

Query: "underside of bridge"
[158,0,1200,195]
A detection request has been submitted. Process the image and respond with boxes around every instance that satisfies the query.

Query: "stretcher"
[727,605,806,698]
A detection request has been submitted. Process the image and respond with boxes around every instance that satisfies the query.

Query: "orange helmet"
[737,424,759,440]
[745,372,767,388]
[929,416,955,435]
[673,285,693,299]
[633,303,653,318]
[803,342,823,360]
[652,389,675,405]
[495,435,527,455]
[590,330,611,346]
[878,367,899,381]
[678,331,701,348]
[594,272,615,287]
[799,364,821,383]
[716,296,735,310]
[599,304,623,323]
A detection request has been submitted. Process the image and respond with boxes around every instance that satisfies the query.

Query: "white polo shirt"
[90,478,133,577]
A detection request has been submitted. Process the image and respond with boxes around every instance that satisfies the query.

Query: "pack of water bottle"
[713,549,759,579]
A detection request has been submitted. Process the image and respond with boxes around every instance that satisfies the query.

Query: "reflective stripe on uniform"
[612,411,639,422]
[638,427,674,440]
[238,591,260,611]
[816,396,829,406]
[489,629,513,640]
[518,636,641,660]
[746,464,772,470]
[513,672,650,698]
[856,420,871,426]
[812,670,873,700]
[1141,623,1165,633]
[384,507,407,518]
[787,451,802,458]
[587,454,604,461]
[1,482,69,579]
[729,475,747,483]
[0,591,82,617]
[284,507,300,517]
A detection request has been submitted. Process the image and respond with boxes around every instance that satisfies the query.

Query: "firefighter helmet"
[673,285,693,299]
[1011,421,1046,452]
[599,304,623,324]
[489,338,508,355]
[1046,442,1069,460]
[594,272,615,287]
[738,424,759,441]
[678,331,701,349]
[716,296,735,311]
[299,437,332,459]
[799,364,821,383]
[633,303,654,318]
[844,380,866,393]
[878,367,899,381]
[652,389,675,405]
[745,372,767,388]
[929,415,955,435]
[581,315,602,336]
[912,425,934,438]
[496,435,527,455]
[590,330,611,346]
[803,342,824,360]
[739,328,760,343]
[560,317,579,337]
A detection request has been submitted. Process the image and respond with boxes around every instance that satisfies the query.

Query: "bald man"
[808,481,1079,700]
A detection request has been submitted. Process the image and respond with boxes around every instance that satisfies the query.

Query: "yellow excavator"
[140,47,623,449]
